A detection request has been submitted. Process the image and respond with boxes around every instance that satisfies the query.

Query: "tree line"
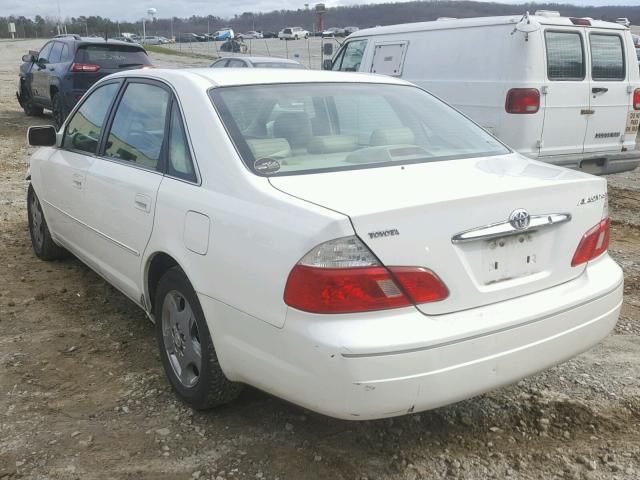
[2,2,640,39]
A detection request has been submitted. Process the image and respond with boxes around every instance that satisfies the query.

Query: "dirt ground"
[1,39,639,480]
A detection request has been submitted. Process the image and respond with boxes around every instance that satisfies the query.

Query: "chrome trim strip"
[451,213,571,244]
[341,280,622,359]
[42,200,140,257]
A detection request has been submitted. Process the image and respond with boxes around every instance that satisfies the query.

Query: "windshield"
[210,83,509,176]
[75,44,151,69]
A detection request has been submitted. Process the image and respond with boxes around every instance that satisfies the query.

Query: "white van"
[325,12,640,174]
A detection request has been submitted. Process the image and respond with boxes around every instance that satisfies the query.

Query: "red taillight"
[505,88,540,114]
[570,18,591,26]
[571,218,610,267]
[389,267,449,304]
[284,265,410,314]
[633,89,640,110]
[70,63,101,73]
[284,265,448,314]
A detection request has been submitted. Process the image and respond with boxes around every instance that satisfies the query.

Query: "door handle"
[134,194,152,213]
[592,87,608,94]
[72,173,83,189]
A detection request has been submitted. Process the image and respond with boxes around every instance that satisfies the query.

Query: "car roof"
[50,36,142,47]
[350,14,627,38]
[107,68,410,88]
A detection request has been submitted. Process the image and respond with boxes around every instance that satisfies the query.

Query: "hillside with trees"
[2,1,640,39]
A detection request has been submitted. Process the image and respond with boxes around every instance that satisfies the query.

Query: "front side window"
[332,39,367,72]
[210,83,509,176]
[63,82,120,154]
[104,83,170,169]
[49,42,63,63]
[590,34,625,81]
[545,31,585,80]
[37,42,53,63]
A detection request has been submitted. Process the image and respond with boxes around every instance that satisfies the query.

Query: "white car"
[615,17,631,27]
[26,69,622,420]
[278,27,309,40]
[238,31,263,40]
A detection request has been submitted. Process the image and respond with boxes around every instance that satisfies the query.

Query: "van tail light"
[570,18,591,26]
[70,63,101,72]
[505,88,540,114]
[283,236,448,314]
[633,89,640,110]
[571,218,610,267]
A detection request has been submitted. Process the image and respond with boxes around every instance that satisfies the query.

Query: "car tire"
[21,85,43,117]
[27,185,69,261]
[155,266,243,410]
[51,93,66,130]
[305,34,309,39]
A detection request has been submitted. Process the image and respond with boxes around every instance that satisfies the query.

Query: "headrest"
[369,127,415,146]
[307,135,359,154]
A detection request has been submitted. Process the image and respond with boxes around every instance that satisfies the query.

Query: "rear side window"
[63,82,120,154]
[61,44,70,62]
[545,31,585,81]
[75,45,151,69]
[104,82,170,169]
[590,34,625,81]
[167,103,197,182]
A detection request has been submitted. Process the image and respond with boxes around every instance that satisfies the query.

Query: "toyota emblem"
[509,209,530,230]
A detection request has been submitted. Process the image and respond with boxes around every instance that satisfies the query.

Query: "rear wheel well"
[147,253,179,313]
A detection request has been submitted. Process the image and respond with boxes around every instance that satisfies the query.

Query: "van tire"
[51,93,65,130]
[155,267,243,410]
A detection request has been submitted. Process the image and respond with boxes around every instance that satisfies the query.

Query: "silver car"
[210,56,306,69]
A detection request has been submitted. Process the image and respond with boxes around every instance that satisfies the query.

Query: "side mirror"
[22,53,36,63]
[323,43,333,56]
[28,125,57,147]
[322,59,333,70]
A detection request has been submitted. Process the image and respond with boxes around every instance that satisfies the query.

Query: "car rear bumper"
[535,150,640,175]
[201,254,623,420]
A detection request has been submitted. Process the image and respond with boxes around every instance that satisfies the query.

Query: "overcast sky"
[2,0,638,22]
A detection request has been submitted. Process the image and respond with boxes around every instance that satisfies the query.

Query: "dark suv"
[17,35,152,128]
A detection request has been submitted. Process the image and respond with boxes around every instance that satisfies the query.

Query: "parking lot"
[1,38,640,480]
[163,37,332,70]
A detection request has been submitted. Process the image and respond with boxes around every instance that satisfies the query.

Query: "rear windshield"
[210,83,509,176]
[75,44,151,69]
[252,62,305,69]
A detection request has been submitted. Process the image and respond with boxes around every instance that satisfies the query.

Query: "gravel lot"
[1,39,639,480]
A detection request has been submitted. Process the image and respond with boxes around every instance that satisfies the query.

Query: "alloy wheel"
[161,290,202,388]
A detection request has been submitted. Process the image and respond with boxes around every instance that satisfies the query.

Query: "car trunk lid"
[270,154,608,315]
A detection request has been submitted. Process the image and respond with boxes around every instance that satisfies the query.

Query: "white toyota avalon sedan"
[26,68,622,420]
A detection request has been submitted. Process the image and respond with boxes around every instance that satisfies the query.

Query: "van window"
[332,39,367,72]
[590,34,625,81]
[545,31,585,81]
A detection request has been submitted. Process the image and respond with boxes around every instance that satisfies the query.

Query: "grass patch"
[145,44,215,59]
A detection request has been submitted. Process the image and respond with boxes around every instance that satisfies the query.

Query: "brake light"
[570,18,591,26]
[505,88,540,114]
[571,218,610,267]
[70,63,100,72]
[633,89,640,110]
[283,236,448,314]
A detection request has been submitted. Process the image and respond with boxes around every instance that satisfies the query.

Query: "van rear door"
[582,29,632,156]
[539,28,590,157]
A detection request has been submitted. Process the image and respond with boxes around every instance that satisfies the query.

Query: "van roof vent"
[534,10,561,17]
